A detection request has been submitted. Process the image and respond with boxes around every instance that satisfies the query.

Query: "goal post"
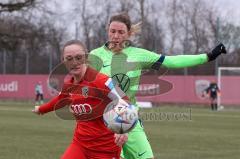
[217,67,240,108]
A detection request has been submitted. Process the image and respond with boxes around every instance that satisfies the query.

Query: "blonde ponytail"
[130,22,142,36]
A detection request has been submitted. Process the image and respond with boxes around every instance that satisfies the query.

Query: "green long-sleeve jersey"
[89,45,208,105]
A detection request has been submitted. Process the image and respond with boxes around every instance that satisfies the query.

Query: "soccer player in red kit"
[32,40,128,159]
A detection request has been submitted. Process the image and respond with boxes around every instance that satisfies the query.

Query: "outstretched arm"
[32,94,71,115]
[162,43,227,69]
[162,54,208,69]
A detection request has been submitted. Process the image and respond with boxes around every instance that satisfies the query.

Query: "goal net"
[217,67,240,108]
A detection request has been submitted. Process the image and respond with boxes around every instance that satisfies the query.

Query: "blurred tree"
[220,23,240,65]
[0,1,67,74]
[1,0,239,75]
[0,0,36,13]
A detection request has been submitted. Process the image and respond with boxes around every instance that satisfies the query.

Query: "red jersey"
[38,67,126,153]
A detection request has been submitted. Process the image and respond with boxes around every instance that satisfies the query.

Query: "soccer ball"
[103,99,138,134]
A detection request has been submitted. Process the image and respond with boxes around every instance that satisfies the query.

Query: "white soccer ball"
[103,99,138,134]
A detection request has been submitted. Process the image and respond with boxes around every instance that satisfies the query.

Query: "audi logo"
[70,104,92,115]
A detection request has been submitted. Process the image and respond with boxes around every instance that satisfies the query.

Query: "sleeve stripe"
[151,55,165,70]
[105,78,126,100]
[107,88,122,100]
[105,78,115,90]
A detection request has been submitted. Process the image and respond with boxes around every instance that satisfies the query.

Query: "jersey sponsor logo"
[70,103,92,115]
[112,73,130,92]
[195,80,210,99]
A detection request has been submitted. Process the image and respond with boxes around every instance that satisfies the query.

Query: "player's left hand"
[207,43,227,61]
[32,106,41,115]
[114,133,128,147]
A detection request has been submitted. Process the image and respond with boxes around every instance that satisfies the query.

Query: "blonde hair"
[130,22,142,36]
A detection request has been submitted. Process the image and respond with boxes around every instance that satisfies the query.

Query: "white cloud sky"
[49,0,240,38]
[214,0,240,25]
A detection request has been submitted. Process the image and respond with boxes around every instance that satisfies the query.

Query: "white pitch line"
[0,107,31,112]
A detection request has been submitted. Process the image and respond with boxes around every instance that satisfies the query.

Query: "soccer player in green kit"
[89,13,227,159]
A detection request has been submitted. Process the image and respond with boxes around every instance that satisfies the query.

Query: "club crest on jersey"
[82,86,88,97]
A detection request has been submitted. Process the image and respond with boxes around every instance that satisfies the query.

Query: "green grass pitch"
[0,101,239,159]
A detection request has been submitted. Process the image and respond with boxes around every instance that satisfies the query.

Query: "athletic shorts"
[210,95,217,99]
[121,120,154,159]
[61,142,121,159]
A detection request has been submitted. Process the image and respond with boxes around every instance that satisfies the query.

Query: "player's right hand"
[114,133,128,147]
[32,106,41,115]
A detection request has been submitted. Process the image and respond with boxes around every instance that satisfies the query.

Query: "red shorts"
[61,142,121,159]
